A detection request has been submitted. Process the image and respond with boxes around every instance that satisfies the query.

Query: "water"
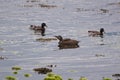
[0,0,120,80]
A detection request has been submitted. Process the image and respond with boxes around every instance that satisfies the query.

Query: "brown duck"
[30,23,47,36]
[88,28,105,37]
[55,35,79,49]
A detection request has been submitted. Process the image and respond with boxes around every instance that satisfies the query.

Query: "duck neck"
[59,36,63,41]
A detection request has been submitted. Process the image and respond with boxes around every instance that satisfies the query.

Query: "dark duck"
[55,35,79,49]
[88,28,105,37]
[30,23,47,36]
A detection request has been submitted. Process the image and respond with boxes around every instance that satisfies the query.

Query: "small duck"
[88,28,105,37]
[55,35,79,49]
[30,23,47,36]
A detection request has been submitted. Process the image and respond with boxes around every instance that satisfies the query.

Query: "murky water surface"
[0,0,120,80]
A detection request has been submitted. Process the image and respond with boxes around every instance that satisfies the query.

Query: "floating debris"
[0,56,7,60]
[95,54,105,57]
[76,8,95,12]
[11,66,22,71]
[39,4,57,8]
[36,38,57,42]
[26,0,40,2]
[108,2,120,5]
[100,9,109,13]
[112,74,120,77]
[0,48,4,51]
[33,67,52,74]
[112,73,120,80]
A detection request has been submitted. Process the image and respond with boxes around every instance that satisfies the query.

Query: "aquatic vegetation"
[12,66,22,71]
[68,78,73,80]
[5,76,17,80]
[33,67,52,74]
[79,77,88,80]
[13,71,18,74]
[103,77,112,80]
[24,73,32,77]
[44,72,62,80]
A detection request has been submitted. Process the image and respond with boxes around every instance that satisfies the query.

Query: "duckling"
[88,28,105,37]
[30,23,47,36]
[55,35,79,49]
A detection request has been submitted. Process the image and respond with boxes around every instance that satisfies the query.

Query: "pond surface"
[0,0,120,80]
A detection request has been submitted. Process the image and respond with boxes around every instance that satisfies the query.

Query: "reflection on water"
[0,0,120,80]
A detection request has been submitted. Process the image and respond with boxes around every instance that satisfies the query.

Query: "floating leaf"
[24,73,32,77]
[13,71,18,74]
[5,76,17,80]
[12,66,22,71]
[103,77,112,80]
[79,77,88,80]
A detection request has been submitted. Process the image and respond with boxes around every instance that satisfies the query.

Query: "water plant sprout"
[44,72,62,80]
[5,76,17,80]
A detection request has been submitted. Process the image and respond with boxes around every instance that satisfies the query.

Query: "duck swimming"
[30,23,47,36]
[55,35,79,49]
[88,28,105,37]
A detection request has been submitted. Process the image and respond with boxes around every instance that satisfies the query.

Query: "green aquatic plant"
[103,77,112,80]
[13,71,18,74]
[44,72,62,80]
[24,73,32,77]
[79,77,88,80]
[12,66,22,71]
[5,76,17,80]
[68,78,73,80]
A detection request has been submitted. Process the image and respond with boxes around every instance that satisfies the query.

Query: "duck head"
[100,28,105,35]
[55,35,63,41]
[41,23,47,28]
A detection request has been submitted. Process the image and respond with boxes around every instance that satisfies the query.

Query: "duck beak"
[104,31,106,34]
[54,36,57,38]
[45,24,48,27]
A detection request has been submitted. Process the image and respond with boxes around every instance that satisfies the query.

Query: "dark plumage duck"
[55,35,79,49]
[88,28,105,37]
[30,23,47,36]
